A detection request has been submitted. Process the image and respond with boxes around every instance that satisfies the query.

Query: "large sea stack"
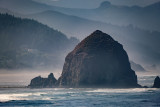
[58,30,140,88]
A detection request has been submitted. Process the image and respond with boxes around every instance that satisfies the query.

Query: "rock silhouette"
[28,73,57,88]
[152,76,160,88]
[58,30,140,88]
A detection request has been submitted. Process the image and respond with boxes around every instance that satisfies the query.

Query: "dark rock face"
[58,30,139,88]
[153,76,160,88]
[28,73,57,88]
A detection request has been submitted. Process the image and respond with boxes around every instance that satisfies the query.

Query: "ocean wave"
[0,92,46,102]
[85,88,158,93]
[0,88,159,106]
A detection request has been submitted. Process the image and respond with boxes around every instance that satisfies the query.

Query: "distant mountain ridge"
[25,9,160,68]
[0,0,160,31]
[50,1,160,32]
[0,0,54,14]
[0,14,79,69]
[130,61,146,72]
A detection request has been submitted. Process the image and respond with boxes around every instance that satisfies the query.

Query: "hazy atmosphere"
[0,0,160,85]
[0,0,160,106]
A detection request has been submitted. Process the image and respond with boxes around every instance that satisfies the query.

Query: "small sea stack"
[58,30,140,88]
[28,73,57,88]
[152,76,160,88]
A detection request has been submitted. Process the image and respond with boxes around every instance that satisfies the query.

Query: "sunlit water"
[0,75,159,107]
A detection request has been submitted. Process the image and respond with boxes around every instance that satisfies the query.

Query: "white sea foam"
[0,92,46,102]
[86,88,158,93]
[0,87,159,106]
[0,75,159,106]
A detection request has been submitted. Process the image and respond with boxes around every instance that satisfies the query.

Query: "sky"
[34,0,160,8]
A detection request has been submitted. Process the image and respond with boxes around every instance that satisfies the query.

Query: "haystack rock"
[58,30,140,88]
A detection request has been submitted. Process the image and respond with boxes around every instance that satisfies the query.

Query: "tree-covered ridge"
[0,13,79,69]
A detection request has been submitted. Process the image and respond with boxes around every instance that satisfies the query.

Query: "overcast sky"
[34,0,160,8]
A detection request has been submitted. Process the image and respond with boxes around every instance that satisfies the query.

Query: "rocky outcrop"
[28,73,57,88]
[152,76,160,88]
[58,30,140,88]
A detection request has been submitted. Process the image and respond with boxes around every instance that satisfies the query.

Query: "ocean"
[0,75,159,107]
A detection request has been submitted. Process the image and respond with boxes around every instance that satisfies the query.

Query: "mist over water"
[0,69,159,87]
[0,69,62,87]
